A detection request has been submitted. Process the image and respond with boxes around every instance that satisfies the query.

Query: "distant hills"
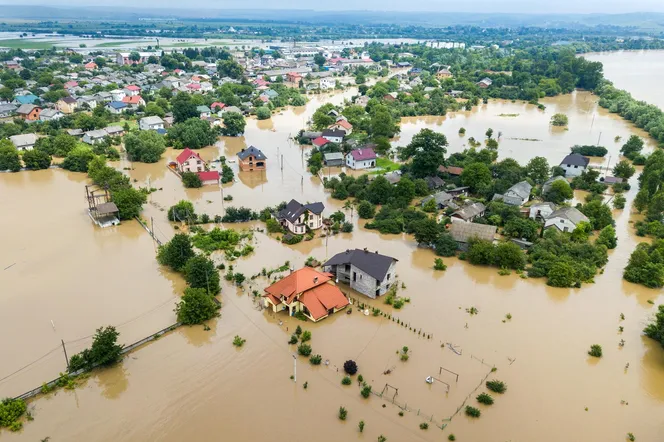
[0,6,663,31]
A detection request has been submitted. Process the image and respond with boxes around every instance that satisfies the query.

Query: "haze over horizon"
[1,0,664,14]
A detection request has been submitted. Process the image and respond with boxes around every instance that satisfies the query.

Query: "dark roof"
[61,96,77,104]
[96,202,119,215]
[324,249,397,281]
[237,146,266,161]
[560,153,589,167]
[322,129,346,138]
[276,199,324,224]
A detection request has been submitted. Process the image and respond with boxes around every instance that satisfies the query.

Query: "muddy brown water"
[1,65,664,441]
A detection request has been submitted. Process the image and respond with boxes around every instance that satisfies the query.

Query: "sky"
[3,0,664,14]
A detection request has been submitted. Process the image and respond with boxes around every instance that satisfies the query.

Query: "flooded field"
[2,67,664,441]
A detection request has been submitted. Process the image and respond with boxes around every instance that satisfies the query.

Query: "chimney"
[313,277,318,284]
[363,247,368,253]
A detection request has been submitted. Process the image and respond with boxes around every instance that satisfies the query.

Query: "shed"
[323,152,344,167]
[449,221,497,251]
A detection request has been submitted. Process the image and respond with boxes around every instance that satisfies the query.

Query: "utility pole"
[281,154,284,171]
[61,339,69,370]
[151,217,155,243]
[597,131,602,146]
[293,354,297,383]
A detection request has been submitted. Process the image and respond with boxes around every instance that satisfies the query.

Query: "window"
[387,274,391,281]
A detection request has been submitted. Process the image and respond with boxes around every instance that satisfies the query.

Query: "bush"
[256,106,271,120]
[448,434,456,441]
[265,218,285,233]
[341,222,353,233]
[338,406,348,421]
[184,255,221,294]
[588,344,602,357]
[182,171,202,188]
[175,287,220,325]
[341,376,352,385]
[358,201,376,219]
[0,398,27,429]
[300,330,312,342]
[614,194,626,209]
[297,343,312,356]
[465,406,481,418]
[358,420,365,432]
[477,393,494,405]
[360,384,372,398]
[22,149,51,169]
[232,335,246,347]
[551,113,568,126]
[435,233,458,256]
[433,258,447,271]
[486,380,507,393]
[419,422,429,430]
[168,200,197,223]
[644,304,664,349]
[309,354,322,365]
[67,326,124,372]
[570,145,608,157]
[344,360,358,375]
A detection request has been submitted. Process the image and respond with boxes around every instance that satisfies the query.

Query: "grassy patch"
[94,40,151,48]
[0,39,57,49]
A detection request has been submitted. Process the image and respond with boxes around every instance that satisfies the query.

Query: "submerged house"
[323,249,398,298]
[237,146,267,172]
[559,153,589,177]
[492,181,532,206]
[449,221,497,251]
[263,267,350,322]
[275,199,325,235]
[544,207,589,233]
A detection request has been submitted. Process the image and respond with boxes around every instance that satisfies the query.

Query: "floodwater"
[2,65,664,441]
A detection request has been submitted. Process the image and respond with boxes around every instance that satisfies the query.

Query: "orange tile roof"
[264,267,332,304]
[300,283,349,321]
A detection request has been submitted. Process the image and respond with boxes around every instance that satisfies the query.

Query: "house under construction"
[85,185,120,228]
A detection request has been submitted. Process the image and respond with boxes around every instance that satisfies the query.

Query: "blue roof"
[15,94,38,104]
[156,128,167,135]
[108,101,127,109]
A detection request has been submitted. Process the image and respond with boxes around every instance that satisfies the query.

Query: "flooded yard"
[1,76,664,440]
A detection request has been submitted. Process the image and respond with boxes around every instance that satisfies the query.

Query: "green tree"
[467,239,495,266]
[370,105,398,138]
[400,128,447,178]
[525,156,550,184]
[493,242,526,270]
[124,131,166,163]
[503,218,540,242]
[393,177,416,207]
[314,52,326,67]
[145,102,165,118]
[547,261,576,287]
[544,179,573,204]
[62,145,95,172]
[596,225,617,249]
[367,175,393,205]
[217,59,244,79]
[157,233,195,271]
[551,113,568,126]
[182,171,202,188]
[644,304,664,349]
[435,232,458,257]
[168,200,197,223]
[112,186,147,220]
[175,287,220,325]
[411,217,440,245]
[485,128,493,139]
[256,106,271,120]
[222,112,246,136]
[612,160,635,180]
[184,255,221,294]
[312,104,336,130]
[461,162,492,193]
[22,149,51,170]
[358,201,376,219]
[620,135,644,159]
[168,118,218,149]
[580,200,614,230]
[171,92,199,123]
[69,326,124,372]
[0,142,21,172]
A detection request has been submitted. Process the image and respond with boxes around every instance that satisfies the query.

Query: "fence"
[135,216,162,246]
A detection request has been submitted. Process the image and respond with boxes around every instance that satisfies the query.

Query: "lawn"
[376,157,400,171]
[94,40,152,48]
[0,39,57,49]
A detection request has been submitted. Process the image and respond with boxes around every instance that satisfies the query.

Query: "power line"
[0,346,61,385]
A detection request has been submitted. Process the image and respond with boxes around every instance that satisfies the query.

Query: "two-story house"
[175,148,206,173]
[544,207,590,233]
[559,153,589,177]
[237,146,267,172]
[57,96,78,114]
[346,147,377,170]
[16,104,41,121]
[492,180,532,206]
[275,199,325,235]
[323,249,398,298]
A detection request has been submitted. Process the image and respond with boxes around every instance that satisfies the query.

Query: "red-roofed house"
[84,61,98,70]
[124,85,141,96]
[346,147,377,170]
[253,78,270,87]
[286,72,302,83]
[186,83,201,92]
[210,102,225,113]
[312,137,330,148]
[328,119,353,135]
[263,267,349,322]
[438,165,464,176]
[122,95,145,108]
[175,148,206,173]
[64,81,78,89]
[196,170,220,185]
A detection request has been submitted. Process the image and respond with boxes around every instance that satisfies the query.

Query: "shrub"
[419,422,429,430]
[288,334,298,344]
[433,258,447,271]
[358,374,364,383]
[627,432,635,441]
[265,218,285,233]
[297,343,312,356]
[300,330,312,342]
[358,201,376,219]
[448,435,456,441]
[341,222,353,233]
[175,288,220,325]
[486,380,507,393]
[435,233,458,256]
[378,435,387,442]
[295,325,302,336]
[0,398,27,429]
[477,393,494,405]
[551,113,568,126]
[310,354,322,365]
[588,344,603,358]
[465,405,481,418]
[338,406,348,421]
[232,335,246,347]
[360,384,372,398]
[344,360,358,375]
[359,420,365,432]
[341,376,352,385]
[181,171,203,188]
[613,194,626,209]
[256,106,271,120]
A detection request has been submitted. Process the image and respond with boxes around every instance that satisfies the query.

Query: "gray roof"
[453,202,486,221]
[322,129,346,138]
[449,221,497,243]
[16,104,37,114]
[422,191,454,207]
[85,129,108,138]
[276,199,325,224]
[383,171,402,185]
[506,181,532,200]
[95,202,119,215]
[140,116,164,125]
[324,152,344,161]
[546,207,589,224]
[560,153,589,167]
[237,146,266,161]
[39,109,60,118]
[224,106,242,114]
[324,249,397,281]
[105,126,123,134]
[9,133,37,148]
[0,103,17,113]
[542,175,567,194]
[302,131,322,139]
[530,202,557,211]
